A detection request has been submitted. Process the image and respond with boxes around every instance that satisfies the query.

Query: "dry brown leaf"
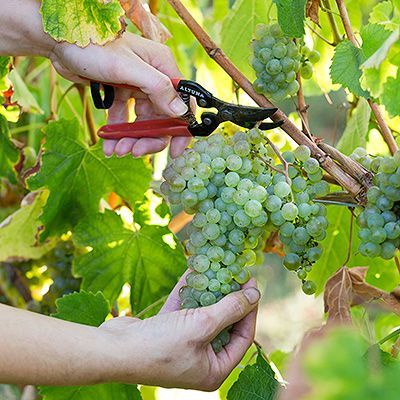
[119,0,171,43]
[306,0,320,25]
[350,267,400,315]
[264,230,285,256]
[324,266,353,324]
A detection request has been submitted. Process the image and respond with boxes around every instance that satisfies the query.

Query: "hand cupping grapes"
[161,128,330,352]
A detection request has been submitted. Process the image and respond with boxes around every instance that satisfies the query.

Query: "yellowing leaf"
[0,191,55,262]
[40,0,125,46]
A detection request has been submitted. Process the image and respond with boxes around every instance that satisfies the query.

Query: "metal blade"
[258,121,284,130]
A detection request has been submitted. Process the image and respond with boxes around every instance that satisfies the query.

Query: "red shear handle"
[98,118,192,140]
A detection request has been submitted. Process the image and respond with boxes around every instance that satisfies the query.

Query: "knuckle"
[200,376,222,392]
[231,295,246,316]
[149,74,172,94]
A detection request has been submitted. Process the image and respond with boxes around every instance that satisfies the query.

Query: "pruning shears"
[86,78,283,139]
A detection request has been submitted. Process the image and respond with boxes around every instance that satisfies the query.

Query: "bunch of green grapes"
[274,146,329,295]
[350,148,400,259]
[161,129,330,350]
[41,239,81,313]
[251,23,320,101]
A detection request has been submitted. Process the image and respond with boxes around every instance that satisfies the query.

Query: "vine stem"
[306,22,335,46]
[295,72,311,137]
[322,0,341,45]
[335,0,398,155]
[165,0,365,201]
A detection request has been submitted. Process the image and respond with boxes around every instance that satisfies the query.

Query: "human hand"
[99,272,260,391]
[50,32,191,158]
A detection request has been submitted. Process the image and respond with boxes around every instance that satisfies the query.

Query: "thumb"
[200,285,260,340]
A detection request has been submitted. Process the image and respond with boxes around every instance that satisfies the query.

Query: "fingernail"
[243,288,260,304]
[170,97,188,116]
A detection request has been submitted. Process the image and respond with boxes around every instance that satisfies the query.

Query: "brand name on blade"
[179,86,205,98]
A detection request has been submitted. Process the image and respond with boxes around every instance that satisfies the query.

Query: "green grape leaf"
[0,115,19,184]
[276,0,306,38]
[52,291,110,326]
[40,291,141,400]
[382,70,400,117]
[73,210,186,313]
[8,69,43,114]
[40,0,124,47]
[0,191,56,262]
[361,23,392,59]
[221,0,271,79]
[227,350,279,400]
[309,206,398,294]
[330,40,369,98]
[0,56,10,90]
[27,118,151,240]
[369,1,395,28]
[337,98,371,154]
[40,384,141,400]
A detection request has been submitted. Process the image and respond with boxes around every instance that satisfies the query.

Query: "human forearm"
[0,304,116,385]
[0,0,55,57]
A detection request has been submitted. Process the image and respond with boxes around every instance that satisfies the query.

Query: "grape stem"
[335,0,398,155]
[395,256,400,276]
[165,0,366,202]
[306,22,336,46]
[342,209,354,267]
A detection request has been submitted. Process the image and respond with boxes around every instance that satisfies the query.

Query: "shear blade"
[228,106,278,123]
[258,121,284,130]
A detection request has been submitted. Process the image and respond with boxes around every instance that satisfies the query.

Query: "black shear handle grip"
[90,81,115,109]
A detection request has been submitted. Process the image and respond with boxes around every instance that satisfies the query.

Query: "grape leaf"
[52,291,110,326]
[8,69,43,114]
[227,350,279,400]
[40,0,124,47]
[40,291,141,400]
[27,118,151,240]
[0,191,56,262]
[276,0,306,38]
[73,210,186,313]
[221,0,270,79]
[0,115,19,184]
[360,23,392,59]
[330,40,369,98]
[382,70,400,117]
[40,384,141,400]
[369,0,396,29]
[336,98,371,154]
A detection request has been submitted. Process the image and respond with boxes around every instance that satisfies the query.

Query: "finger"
[115,55,187,118]
[159,269,191,314]
[216,307,258,369]
[115,138,138,157]
[170,136,192,159]
[132,137,169,157]
[103,139,118,157]
[107,88,131,124]
[201,279,260,339]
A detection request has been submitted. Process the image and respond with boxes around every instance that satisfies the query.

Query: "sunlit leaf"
[40,0,124,46]
[382,70,400,117]
[73,210,186,312]
[337,98,371,154]
[27,118,151,240]
[0,191,55,262]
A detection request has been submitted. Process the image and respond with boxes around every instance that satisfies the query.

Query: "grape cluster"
[161,129,330,349]
[41,240,81,313]
[351,148,400,259]
[251,23,320,101]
